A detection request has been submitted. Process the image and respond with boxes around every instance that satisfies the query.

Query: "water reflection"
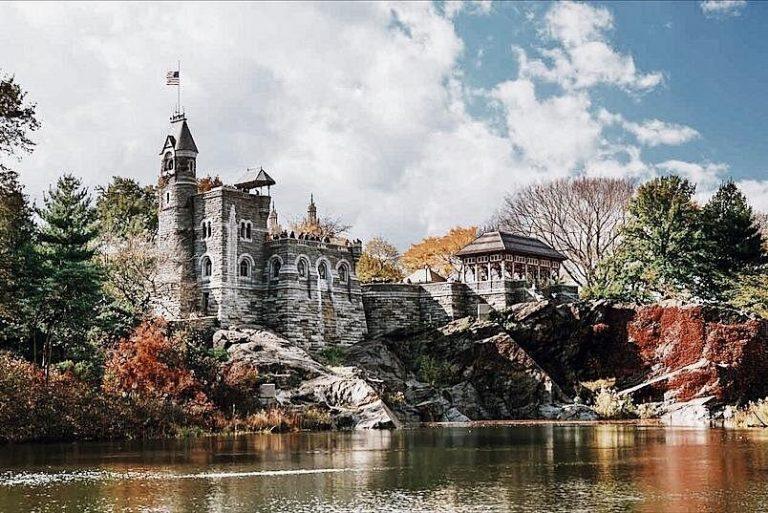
[1,425,768,512]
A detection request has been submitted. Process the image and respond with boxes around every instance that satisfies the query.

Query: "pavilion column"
[487,263,492,283]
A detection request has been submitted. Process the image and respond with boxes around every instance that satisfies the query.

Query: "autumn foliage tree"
[104,320,204,403]
[357,236,403,283]
[197,174,223,193]
[402,226,477,278]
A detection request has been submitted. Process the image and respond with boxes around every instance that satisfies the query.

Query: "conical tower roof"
[174,118,198,153]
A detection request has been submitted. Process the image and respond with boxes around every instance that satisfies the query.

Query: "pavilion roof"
[235,167,276,190]
[455,230,567,261]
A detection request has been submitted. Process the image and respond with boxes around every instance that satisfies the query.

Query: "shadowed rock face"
[346,319,571,423]
[498,300,642,397]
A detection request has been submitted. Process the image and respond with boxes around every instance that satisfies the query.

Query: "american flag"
[166,70,180,85]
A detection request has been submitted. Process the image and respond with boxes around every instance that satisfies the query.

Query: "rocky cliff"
[497,300,768,418]
[214,300,768,429]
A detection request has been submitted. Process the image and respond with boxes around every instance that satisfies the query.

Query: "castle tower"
[156,113,199,317]
[307,194,318,225]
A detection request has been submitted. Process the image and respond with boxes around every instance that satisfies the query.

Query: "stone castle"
[155,114,575,348]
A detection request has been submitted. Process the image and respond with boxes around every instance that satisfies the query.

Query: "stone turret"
[155,113,200,317]
[307,194,317,225]
[268,202,281,235]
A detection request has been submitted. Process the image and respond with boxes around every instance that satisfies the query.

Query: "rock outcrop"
[216,329,396,430]
[628,303,768,403]
[214,300,768,430]
[346,318,574,423]
[497,300,768,416]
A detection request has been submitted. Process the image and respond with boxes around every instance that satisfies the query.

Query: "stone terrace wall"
[362,284,422,338]
[362,280,536,338]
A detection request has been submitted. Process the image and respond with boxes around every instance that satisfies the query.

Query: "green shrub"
[318,346,347,367]
[417,355,452,387]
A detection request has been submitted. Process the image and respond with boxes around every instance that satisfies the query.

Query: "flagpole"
[177,60,181,113]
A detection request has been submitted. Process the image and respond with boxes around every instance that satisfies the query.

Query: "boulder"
[219,329,396,430]
[538,403,599,421]
[659,396,719,427]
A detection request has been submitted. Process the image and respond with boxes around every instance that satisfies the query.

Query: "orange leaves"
[104,320,201,402]
[402,226,477,277]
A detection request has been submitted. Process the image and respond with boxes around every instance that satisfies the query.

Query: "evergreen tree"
[615,175,712,299]
[0,72,40,172]
[0,169,38,347]
[702,181,765,275]
[95,176,157,239]
[35,174,103,377]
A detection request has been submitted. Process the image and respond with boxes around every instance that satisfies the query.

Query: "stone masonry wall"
[192,187,272,326]
[362,280,534,338]
[262,238,366,349]
[362,284,423,338]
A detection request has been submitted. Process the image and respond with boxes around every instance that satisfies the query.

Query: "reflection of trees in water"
[5,426,768,512]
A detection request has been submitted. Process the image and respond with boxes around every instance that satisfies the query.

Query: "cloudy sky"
[1,0,767,248]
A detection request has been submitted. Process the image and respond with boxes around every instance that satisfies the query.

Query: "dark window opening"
[202,292,210,312]
[240,260,250,277]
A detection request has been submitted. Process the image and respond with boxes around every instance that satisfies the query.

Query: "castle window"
[240,221,252,241]
[164,152,174,171]
[338,264,348,284]
[202,256,212,277]
[166,192,170,205]
[318,262,328,280]
[239,259,250,278]
[297,259,307,279]
[202,292,210,313]
[201,220,213,239]
[271,259,281,279]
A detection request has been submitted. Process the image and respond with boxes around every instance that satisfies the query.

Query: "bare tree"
[495,176,635,288]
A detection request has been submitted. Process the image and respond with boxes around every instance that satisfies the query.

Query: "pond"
[1,424,767,512]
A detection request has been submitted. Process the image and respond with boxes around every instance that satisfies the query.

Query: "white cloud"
[700,1,747,18]
[518,1,663,92]
[737,179,768,212]
[655,160,728,194]
[491,79,601,174]
[0,1,713,248]
[443,0,492,19]
[599,110,700,147]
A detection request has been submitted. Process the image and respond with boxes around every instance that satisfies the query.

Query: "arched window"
[271,259,281,279]
[202,256,212,277]
[164,152,174,171]
[297,259,307,279]
[239,259,250,277]
[318,262,328,280]
[338,264,348,284]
